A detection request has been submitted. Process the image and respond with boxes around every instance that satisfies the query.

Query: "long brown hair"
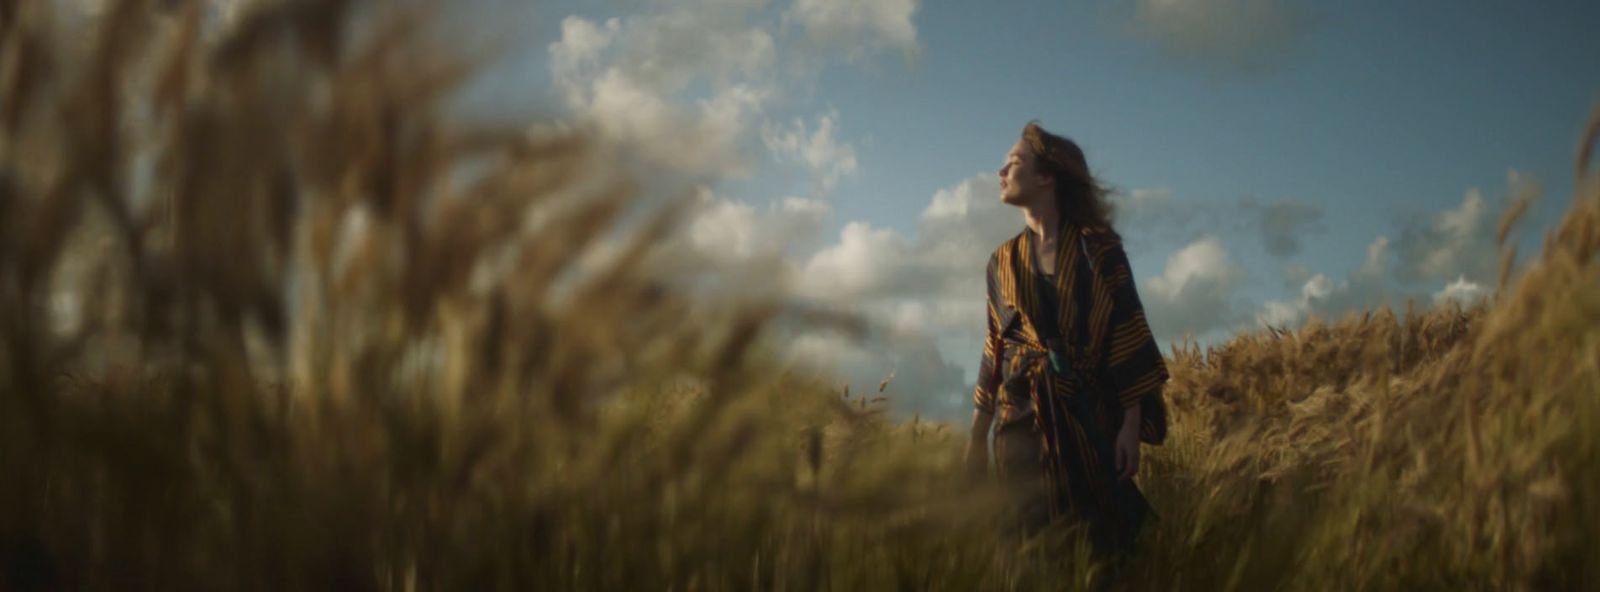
[1020,121,1119,238]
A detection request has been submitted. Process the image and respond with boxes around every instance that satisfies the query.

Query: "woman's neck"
[1022,198,1062,244]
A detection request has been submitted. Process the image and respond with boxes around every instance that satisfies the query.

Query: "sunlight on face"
[999,138,1049,207]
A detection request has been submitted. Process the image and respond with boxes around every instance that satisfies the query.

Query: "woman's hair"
[1020,121,1119,236]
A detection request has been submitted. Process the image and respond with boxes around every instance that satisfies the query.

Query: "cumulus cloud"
[1393,189,1497,285]
[547,17,620,90]
[1125,0,1315,74]
[762,111,860,196]
[915,174,1019,287]
[800,221,916,298]
[688,196,761,259]
[1253,234,1451,329]
[548,0,921,180]
[1252,170,1541,330]
[1141,236,1246,342]
[1255,300,1301,329]
[919,174,1010,233]
[685,188,832,263]
[543,0,943,415]
[786,173,1017,419]
[797,173,1011,303]
[787,0,921,60]
[1393,169,1540,286]
[549,7,775,178]
[621,188,833,309]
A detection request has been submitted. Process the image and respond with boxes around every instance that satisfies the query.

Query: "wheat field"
[1,2,1597,590]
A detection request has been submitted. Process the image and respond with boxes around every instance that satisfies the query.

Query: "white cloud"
[916,174,1016,279]
[548,0,918,180]
[685,189,833,263]
[1254,171,1536,329]
[1433,275,1486,308]
[1146,236,1240,298]
[582,69,769,176]
[1399,189,1494,282]
[548,17,620,94]
[617,1,776,91]
[781,195,833,219]
[786,173,1016,419]
[548,6,777,178]
[1141,236,1246,342]
[1255,235,1397,327]
[1394,169,1539,286]
[762,111,859,196]
[1361,235,1389,273]
[1126,0,1315,74]
[797,173,1012,303]
[688,195,760,258]
[920,174,1004,225]
[1255,273,1327,328]
[539,1,945,416]
[1255,299,1302,328]
[800,221,914,298]
[787,0,921,60]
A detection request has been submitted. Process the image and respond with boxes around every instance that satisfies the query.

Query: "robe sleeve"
[1100,244,1168,410]
[973,254,1004,414]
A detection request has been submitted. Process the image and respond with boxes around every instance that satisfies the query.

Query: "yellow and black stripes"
[973,261,1004,414]
[975,222,1171,521]
[1096,246,1169,412]
[975,224,1169,419]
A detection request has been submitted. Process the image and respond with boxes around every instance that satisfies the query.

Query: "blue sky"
[453,0,1600,419]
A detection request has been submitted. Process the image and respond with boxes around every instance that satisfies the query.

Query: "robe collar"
[997,220,1114,357]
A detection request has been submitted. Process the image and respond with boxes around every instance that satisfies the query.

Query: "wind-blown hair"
[1020,121,1119,238]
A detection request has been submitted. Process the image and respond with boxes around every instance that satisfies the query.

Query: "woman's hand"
[1114,424,1141,481]
[963,437,989,479]
[965,409,993,480]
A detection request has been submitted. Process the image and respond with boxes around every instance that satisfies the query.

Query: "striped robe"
[972,222,1168,544]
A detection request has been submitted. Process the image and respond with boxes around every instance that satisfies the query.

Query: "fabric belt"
[1012,348,1117,478]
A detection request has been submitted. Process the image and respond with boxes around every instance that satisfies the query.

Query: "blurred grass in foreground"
[2,2,1598,590]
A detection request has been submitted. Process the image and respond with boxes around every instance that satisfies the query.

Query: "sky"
[443,0,1600,420]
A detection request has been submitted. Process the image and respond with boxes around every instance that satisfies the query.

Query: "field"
[2,2,1598,590]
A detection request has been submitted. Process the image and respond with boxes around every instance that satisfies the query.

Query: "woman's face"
[998,139,1052,207]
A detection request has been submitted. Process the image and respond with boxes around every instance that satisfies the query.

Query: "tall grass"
[1129,106,1600,589]
[1,1,1597,590]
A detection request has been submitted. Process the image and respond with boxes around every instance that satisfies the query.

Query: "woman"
[964,122,1170,562]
